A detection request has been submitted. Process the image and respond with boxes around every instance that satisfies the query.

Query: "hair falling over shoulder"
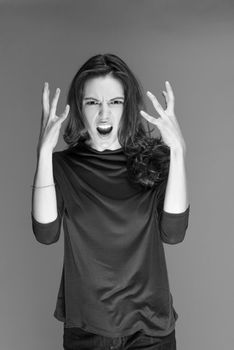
[124,132,170,190]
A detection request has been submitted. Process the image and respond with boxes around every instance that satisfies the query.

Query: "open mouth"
[96,125,113,135]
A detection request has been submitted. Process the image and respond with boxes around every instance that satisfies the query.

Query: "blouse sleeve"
[156,179,190,244]
[31,152,65,245]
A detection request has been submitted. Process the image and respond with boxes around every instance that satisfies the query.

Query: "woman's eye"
[86,101,98,105]
[111,100,123,105]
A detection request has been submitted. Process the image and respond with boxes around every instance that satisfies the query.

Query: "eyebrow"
[83,97,125,101]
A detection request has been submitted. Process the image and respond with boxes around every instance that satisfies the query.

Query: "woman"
[31,53,190,350]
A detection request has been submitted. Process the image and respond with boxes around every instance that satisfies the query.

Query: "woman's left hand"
[140,81,186,153]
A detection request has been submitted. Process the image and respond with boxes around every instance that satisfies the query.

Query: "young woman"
[31,53,190,350]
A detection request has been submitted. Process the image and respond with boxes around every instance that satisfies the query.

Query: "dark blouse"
[31,141,190,337]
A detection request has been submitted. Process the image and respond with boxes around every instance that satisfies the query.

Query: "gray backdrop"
[0,0,233,349]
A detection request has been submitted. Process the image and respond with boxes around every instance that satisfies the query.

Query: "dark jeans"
[63,326,176,350]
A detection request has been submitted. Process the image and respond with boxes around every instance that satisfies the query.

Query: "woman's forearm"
[163,147,189,213]
[31,149,58,223]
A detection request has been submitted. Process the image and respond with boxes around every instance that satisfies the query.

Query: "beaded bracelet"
[31,183,56,189]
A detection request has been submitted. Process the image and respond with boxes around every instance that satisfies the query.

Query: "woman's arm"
[157,147,190,244]
[156,150,190,244]
[31,149,58,223]
[31,150,64,245]
[31,82,68,244]
[140,81,190,213]
[163,147,189,213]
[32,82,69,223]
[140,81,190,243]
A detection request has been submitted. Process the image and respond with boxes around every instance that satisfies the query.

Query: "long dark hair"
[63,53,170,189]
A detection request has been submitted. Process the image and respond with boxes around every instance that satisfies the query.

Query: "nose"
[99,102,111,121]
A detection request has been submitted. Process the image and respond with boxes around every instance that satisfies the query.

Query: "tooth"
[98,126,112,130]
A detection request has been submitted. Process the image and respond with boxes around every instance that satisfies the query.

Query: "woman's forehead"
[83,75,124,99]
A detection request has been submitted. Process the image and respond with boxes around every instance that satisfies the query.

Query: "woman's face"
[82,74,124,151]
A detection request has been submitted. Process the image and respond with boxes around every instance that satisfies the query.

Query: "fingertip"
[140,110,148,118]
[65,104,70,115]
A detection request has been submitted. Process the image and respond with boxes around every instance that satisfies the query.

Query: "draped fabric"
[31,141,190,337]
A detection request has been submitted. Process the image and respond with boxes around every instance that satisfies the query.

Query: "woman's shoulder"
[52,144,78,158]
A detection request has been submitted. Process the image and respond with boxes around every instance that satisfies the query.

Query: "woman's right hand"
[37,82,70,156]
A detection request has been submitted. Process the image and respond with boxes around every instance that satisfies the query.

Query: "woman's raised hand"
[140,81,186,153]
[37,82,70,155]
